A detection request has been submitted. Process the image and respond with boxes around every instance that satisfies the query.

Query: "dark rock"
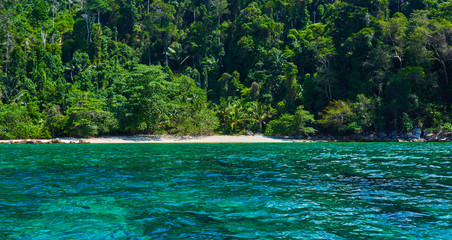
[350,134,361,141]
[342,136,350,142]
[407,128,422,139]
[378,132,387,138]
[50,138,63,144]
[353,133,379,142]
[368,133,379,141]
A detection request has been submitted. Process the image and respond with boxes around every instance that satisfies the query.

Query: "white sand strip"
[0,135,298,144]
[62,135,295,143]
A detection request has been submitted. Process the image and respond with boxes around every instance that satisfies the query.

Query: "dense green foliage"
[0,0,451,138]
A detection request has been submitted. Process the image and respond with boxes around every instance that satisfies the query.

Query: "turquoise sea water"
[0,143,451,239]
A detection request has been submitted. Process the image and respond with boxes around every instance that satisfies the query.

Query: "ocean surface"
[0,143,451,239]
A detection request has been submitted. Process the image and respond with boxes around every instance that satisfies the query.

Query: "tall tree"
[145,0,177,66]
[87,0,111,25]
[380,12,408,69]
[210,0,229,44]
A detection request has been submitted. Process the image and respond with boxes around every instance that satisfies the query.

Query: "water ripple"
[0,143,450,239]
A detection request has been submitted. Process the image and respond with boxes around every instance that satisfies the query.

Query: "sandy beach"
[3,132,450,144]
[0,135,302,144]
[63,135,297,143]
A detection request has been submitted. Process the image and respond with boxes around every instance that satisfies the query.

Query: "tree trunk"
[164,33,168,67]
[440,60,449,86]
[218,15,221,44]
[86,19,90,43]
[148,43,151,66]
[41,30,47,48]
[328,81,332,100]
[323,59,333,100]
[259,118,263,133]
[85,9,90,44]
[203,65,208,92]
[393,111,398,133]
[5,32,10,74]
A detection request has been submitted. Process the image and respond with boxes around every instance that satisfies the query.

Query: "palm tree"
[1,75,24,104]
[248,101,274,133]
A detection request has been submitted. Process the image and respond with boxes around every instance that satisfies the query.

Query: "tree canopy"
[0,0,451,138]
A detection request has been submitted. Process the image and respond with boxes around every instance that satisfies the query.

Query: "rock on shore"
[299,128,452,142]
[0,130,451,144]
[0,138,90,144]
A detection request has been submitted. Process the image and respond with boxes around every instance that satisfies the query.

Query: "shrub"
[401,112,414,131]
[265,113,296,136]
[196,109,220,135]
[352,94,377,132]
[66,92,118,137]
[173,109,219,135]
[441,123,452,132]
[318,100,354,133]
[0,104,46,139]
[43,104,68,137]
[265,106,315,136]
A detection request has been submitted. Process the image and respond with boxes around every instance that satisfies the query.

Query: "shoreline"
[63,135,297,143]
[0,135,295,144]
[1,133,451,144]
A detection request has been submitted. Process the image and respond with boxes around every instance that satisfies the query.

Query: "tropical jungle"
[0,0,451,139]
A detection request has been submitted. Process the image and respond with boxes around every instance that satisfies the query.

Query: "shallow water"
[0,143,451,239]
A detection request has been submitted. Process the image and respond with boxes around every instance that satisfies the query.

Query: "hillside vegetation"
[0,0,451,138]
